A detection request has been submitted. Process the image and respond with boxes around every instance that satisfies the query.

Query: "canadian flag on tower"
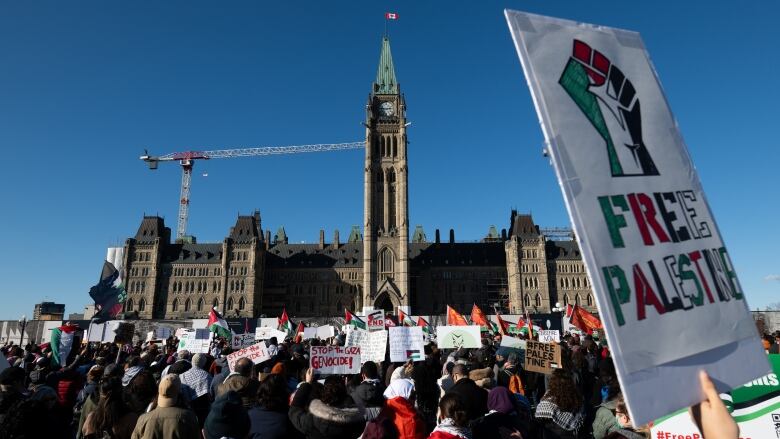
[385,12,398,20]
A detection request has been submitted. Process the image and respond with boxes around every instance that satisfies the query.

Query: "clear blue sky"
[1,1,777,320]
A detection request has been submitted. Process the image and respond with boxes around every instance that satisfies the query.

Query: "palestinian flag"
[278,307,293,335]
[208,307,232,339]
[293,321,305,343]
[496,313,510,335]
[417,316,431,337]
[88,261,127,323]
[446,305,469,326]
[345,309,367,330]
[51,322,80,366]
[399,309,415,327]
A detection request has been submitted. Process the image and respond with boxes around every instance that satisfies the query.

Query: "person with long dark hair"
[82,377,138,439]
[534,369,584,439]
[428,393,471,439]
[249,374,298,439]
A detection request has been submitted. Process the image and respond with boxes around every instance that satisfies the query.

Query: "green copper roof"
[348,225,362,243]
[373,37,398,94]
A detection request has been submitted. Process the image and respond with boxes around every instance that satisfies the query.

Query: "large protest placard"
[538,330,560,343]
[255,327,288,341]
[651,354,780,439]
[505,10,769,423]
[345,328,388,364]
[227,342,272,372]
[178,330,210,353]
[366,310,385,331]
[302,325,336,340]
[437,326,481,349]
[388,327,425,362]
[310,346,361,374]
[524,340,562,374]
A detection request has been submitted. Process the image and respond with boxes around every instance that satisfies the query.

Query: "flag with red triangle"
[345,309,367,330]
[294,321,305,343]
[278,307,293,335]
[496,313,509,336]
[447,305,469,326]
[417,316,431,337]
[398,309,415,327]
[208,307,232,339]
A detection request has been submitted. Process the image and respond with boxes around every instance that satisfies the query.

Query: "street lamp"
[551,302,565,333]
[18,315,27,347]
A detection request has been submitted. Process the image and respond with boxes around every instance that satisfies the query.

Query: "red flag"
[570,305,602,334]
[496,313,509,335]
[566,304,574,318]
[293,321,305,343]
[470,304,490,328]
[447,305,468,326]
[385,12,398,20]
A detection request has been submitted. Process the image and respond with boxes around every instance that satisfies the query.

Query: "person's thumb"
[699,370,719,402]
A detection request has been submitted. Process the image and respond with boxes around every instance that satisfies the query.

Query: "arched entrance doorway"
[375,295,394,312]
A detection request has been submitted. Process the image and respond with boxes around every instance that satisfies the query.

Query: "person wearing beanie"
[203,391,251,439]
[131,374,199,439]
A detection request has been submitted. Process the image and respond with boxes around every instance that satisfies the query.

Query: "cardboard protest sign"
[366,310,385,331]
[255,327,288,341]
[231,333,255,349]
[505,10,769,423]
[345,328,388,364]
[388,327,425,362]
[177,330,210,354]
[651,354,780,439]
[524,340,562,374]
[539,330,560,343]
[227,342,272,372]
[310,346,361,375]
[437,326,481,349]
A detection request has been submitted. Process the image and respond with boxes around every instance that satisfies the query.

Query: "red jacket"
[427,431,463,439]
[385,397,426,439]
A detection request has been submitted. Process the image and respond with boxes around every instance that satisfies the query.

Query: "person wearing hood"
[289,368,366,439]
[381,378,426,439]
[471,386,529,439]
[350,361,385,421]
[179,353,213,426]
[131,374,199,439]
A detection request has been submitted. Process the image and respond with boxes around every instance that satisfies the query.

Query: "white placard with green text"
[506,9,768,424]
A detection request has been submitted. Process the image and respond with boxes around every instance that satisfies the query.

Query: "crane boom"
[140,141,365,240]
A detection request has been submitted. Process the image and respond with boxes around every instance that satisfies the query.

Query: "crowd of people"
[0,324,746,439]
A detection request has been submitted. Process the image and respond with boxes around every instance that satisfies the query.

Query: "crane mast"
[140,142,365,240]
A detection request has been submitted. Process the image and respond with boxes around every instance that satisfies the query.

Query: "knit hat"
[192,353,207,370]
[204,391,251,439]
[157,373,181,408]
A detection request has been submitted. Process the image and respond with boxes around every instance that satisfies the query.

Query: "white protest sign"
[303,327,318,340]
[366,310,385,331]
[177,330,210,354]
[505,10,769,423]
[255,327,288,341]
[388,326,425,362]
[500,335,526,350]
[310,346,361,375]
[302,326,336,340]
[539,330,560,343]
[231,333,255,349]
[227,342,272,372]
[437,326,481,349]
[345,328,387,364]
[87,323,105,342]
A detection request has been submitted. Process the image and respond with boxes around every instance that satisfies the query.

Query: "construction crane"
[140,142,365,240]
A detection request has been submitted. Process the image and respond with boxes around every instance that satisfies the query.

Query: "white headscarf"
[383,378,415,400]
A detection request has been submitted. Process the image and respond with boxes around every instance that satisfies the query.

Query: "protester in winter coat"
[350,361,385,421]
[471,386,529,439]
[593,392,621,439]
[427,393,471,439]
[437,362,455,399]
[82,377,138,439]
[249,374,299,439]
[131,374,200,439]
[289,369,366,439]
[534,369,584,439]
[179,353,212,426]
[203,391,251,439]
[444,364,488,423]
[381,378,426,439]
[218,357,260,409]
[0,367,27,425]
[605,397,650,439]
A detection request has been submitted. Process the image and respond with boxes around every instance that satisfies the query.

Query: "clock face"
[380,101,394,116]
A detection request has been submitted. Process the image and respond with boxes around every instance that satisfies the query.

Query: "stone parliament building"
[121,37,596,320]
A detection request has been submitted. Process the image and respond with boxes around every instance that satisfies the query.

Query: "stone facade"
[121,37,597,320]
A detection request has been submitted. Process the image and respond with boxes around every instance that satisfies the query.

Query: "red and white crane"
[140,142,365,240]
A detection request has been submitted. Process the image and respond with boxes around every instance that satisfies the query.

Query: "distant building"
[121,37,597,319]
[83,305,95,320]
[33,302,65,321]
[67,313,84,320]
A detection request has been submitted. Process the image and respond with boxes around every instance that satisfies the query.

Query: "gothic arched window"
[227,297,234,311]
[197,298,204,312]
[535,294,541,307]
[125,298,134,312]
[524,294,530,307]
[575,294,581,306]
[138,298,146,312]
[238,297,245,311]
[172,298,179,312]
[587,294,593,307]
[379,247,394,280]
[184,298,191,312]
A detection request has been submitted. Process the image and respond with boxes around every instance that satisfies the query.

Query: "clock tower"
[363,36,410,313]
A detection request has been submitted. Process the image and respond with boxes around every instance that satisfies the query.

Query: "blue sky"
[0,1,777,320]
